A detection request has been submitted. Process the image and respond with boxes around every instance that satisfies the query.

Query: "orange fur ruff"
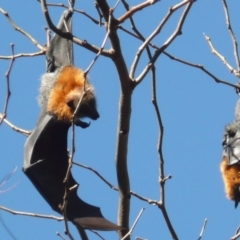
[220,156,240,200]
[47,66,89,121]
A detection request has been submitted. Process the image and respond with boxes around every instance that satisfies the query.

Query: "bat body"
[23,9,120,231]
[221,102,240,208]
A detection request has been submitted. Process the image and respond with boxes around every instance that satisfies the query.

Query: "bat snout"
[90,109,100,120]
[234,184,240,208]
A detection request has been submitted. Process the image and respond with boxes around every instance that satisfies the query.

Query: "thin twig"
[236,226,240,235]
[163,51,240,90]
[60,128,75,239]
[94,2,103,26]
[0,8,43,50]
[222,0,240,72]
[197,219,208,240]
[75,225,89,240]
[74,159,169,215]
[0,167,16,188]
[0,167,18,193]
[36,0,101,25]
[84,9,112,75]
[0,51,45,60]
[0,212,18,240]
[119,24,240,90]
[0,113,31,136]
[231,232,240,240]
[89,230,105,240]
[74,160,162,207]
[118,0,159,24]
[121,208,145,240]
[132,0,194,83]
[119,22,239,88]
[0,44,15,126]
[56,232,67,240]
[45,27,52,46]
[130,191,159,206]
[121,0,154,74]
[0,206,63,221]
[60,88,90,239]
[135,0,194,84]
[73,161,119,191]
[112,0,121,11]
[150,42,178,239]
[204,33,240,77]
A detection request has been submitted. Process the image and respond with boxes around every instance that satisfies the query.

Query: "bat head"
[67,87,99,120]
[223,123,240,165]
[40,10,99,125]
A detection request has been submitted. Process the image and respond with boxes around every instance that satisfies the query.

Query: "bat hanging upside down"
[221,101,240,208]
[23,9,120,231]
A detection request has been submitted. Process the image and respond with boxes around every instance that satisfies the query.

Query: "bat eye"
[229,130,237,138]
[67,100,75,109]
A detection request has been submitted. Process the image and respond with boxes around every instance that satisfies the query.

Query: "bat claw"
[75,120,91,128]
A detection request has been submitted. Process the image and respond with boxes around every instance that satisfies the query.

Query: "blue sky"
[1,0,240,239]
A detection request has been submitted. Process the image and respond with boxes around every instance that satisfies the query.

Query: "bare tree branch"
[56,232,67,240]
[0,212,18,240]
[0,44,14,126]
[60,91,90,239]
[130,191,159,206]
[150,43,178,240]
[0,113,31,136]
[197,219,208,240]
[73,161,119,191]
[121,208,145,240]
[0,8,44,50]
[84,12,111,75]
[203,33,240,77]
[75,225,89,240]
[231,226,240,240]
[231,232,240,240]
[222,0,240,72]
[162,51,240,90]
[132,0,194,84]
[40,0,111,57]
[118,0,159,24]
[0,206,63,221]
[96,1,132,238]
[0,51,45,60]
[36,0,101,25]
[74,160,165,209]
[88,230,105,240]
[119,21,240,90]
[94,2,104,26]
[120,4,178,237]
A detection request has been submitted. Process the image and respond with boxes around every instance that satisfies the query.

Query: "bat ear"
[46,10,73,72]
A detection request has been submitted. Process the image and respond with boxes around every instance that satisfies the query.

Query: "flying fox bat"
[23,9,120,231]
[221,99,240,208]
